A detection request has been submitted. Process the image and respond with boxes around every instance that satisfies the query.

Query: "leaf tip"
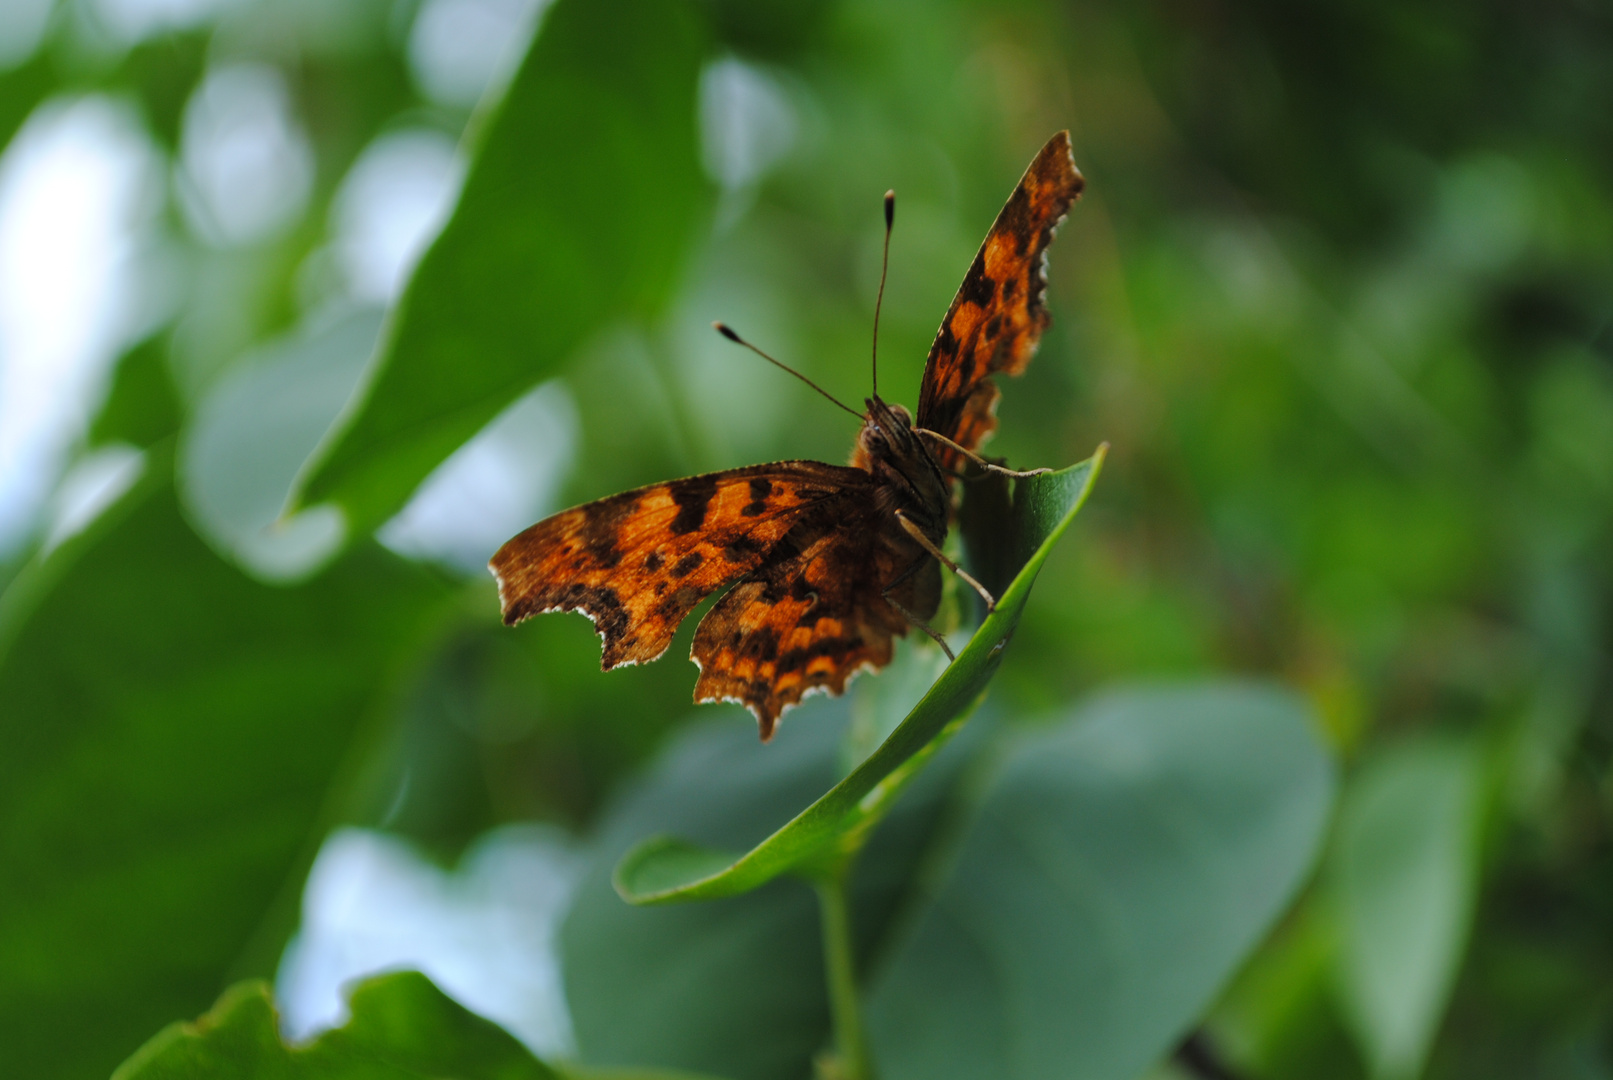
[613,835,743,905]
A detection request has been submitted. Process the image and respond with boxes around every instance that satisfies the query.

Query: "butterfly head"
[858,394,915,454]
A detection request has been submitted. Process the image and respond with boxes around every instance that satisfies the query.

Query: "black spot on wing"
[655,585,702,622]
[672,552,703,577]
[775,635,860,676]
[759,575,787,604]
[1000,182,1035,254]
[670,475,718,535]
[741,626,780,663]
[742,477,772,517]
[643,551,664,572]
[724,535,764,562]
[581,495,638,568]
[960,250,995,307]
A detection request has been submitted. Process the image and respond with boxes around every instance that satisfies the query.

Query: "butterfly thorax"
[852,395,951,545]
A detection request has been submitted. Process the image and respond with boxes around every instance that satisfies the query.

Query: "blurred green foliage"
[0,0,1609,1077]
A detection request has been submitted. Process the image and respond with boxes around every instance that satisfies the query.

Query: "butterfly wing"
[691,487,939,740]
[915,131,1084,472]
[490,461,864,669]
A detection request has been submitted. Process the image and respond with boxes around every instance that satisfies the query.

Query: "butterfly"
[491,132,1085,741]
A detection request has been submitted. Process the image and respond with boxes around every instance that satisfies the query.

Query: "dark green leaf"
[295,0,711,535]
[0,453,451,1079]
[89,334,183,450]
[866,682,1337,1080]
[612,450,1105,904]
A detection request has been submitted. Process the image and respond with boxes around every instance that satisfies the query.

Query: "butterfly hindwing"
[491,461,866,669]
[691,491,939,739]
[915,131,1084,471]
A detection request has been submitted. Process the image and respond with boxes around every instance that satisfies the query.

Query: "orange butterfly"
[491,132,1084,740]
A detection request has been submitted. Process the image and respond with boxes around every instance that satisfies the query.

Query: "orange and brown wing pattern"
[490,461,865,669]
[690,498,932,740]
[915,131,1084,472]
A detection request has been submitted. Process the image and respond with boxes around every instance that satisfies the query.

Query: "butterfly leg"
[915,428,1052,479]
[886,594,956,661]
[881,555,956,661]
[893,509,997,612]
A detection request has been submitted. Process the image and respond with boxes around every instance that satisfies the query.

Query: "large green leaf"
[117,971,719,1080]
[0,453,451,1080]
[612,449,1106,904]
[562,702,989,1080]
[1331,739,1485,1080]
[294,0,711,536]
[113,972,558,1080]
[865,682,1337,1080]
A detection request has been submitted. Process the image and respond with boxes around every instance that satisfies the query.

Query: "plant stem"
[816,869,872,1080]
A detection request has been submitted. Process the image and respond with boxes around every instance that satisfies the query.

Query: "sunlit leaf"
[865,682,1337,1080]
[180,309,382,581]
[1332,738,1485,1080]
[0,452,451,1080]
[294,0,711,537]
[612,450,1105,904]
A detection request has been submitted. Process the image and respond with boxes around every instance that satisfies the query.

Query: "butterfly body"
[492,132,1084,740]
[854,396,950,549]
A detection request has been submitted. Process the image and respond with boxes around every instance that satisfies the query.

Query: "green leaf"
[179,308,382,581]
[113,971,557,1079]
[1331,738,1485,1080]
[612,450,1105,905]
[865,681,1337,1080]
[562,711,845,1080]
[562,704,988,1080]
[294,0,711,536]
[89,333,183,450]
[118,971,725,1080]
[0,452,451,1080]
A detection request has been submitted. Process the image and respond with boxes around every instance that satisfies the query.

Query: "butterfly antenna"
[712,322,865,420]
[872,189,894,397]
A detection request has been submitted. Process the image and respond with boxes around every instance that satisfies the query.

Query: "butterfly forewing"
[915,131,1085,472]
[491,461,864,669]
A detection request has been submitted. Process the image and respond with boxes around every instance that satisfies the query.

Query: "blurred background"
[1,0,1610,1077]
